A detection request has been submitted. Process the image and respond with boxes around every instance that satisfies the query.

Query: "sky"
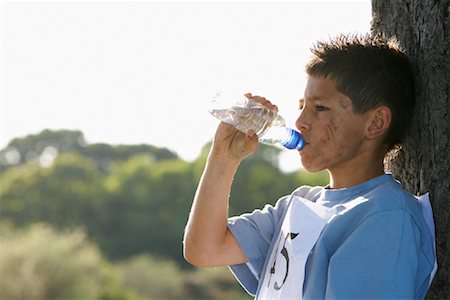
[1,0,371,172]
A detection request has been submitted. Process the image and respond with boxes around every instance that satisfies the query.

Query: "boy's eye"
[315,105,329,112]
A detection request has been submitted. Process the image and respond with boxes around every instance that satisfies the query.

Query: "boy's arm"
[183,122,258,267]
[184,94,278,267]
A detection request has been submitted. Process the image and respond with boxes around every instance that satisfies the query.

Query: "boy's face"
[296,76,371,173]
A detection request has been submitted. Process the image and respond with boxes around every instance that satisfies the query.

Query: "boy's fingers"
[250,95,278,113]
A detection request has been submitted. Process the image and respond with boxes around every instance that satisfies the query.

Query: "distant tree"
[372,0,450,298]
[0,153,104,230]
[118,255,249,300]
[79,142,178,172]
[118,255,185,299]
[0,129,85,171]
[99,155,197,262]
[0,129,178,172]
[231,156,298,215]
[0,132,329,268]
[0,224,131,300]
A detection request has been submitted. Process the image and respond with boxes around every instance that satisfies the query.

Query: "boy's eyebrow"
[311,95,331,101]
[301,95,331,102]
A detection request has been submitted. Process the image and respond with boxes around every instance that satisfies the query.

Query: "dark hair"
[305,33,415,151]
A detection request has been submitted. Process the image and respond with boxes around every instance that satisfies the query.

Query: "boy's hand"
[210,122,258,161]
[209,93,278,162]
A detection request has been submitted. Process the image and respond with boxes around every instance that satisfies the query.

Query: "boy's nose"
[295,111,310,132]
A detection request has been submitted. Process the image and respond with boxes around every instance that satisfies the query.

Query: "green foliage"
[178,267,249,300]
[0,224,249,300]
[0,129,329,293]
[0,153,105,229]
[118,255,184,299]
[118,255,249,300]
[231,157,293,214]
[0,129,178,172]
[96,155,196,262]
[0,223,131,300]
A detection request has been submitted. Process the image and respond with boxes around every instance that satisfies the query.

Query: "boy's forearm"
[183,155,240,266]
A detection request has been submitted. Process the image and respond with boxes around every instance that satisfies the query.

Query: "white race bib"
[257,196,335,300]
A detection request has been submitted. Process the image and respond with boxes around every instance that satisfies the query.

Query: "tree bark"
[371,0,450,298]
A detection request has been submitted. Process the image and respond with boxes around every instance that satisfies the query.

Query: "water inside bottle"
[209,105,283,136]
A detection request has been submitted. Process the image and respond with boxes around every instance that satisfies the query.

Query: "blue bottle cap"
[281,129,305,150]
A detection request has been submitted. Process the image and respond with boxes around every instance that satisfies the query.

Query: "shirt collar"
[317,173,395,204]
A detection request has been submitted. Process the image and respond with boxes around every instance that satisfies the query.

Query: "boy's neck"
[327,156,385,190]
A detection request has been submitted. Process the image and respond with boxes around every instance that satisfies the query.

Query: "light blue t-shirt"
[228,174,436,299]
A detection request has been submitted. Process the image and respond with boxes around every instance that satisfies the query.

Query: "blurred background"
[1,1,370,299]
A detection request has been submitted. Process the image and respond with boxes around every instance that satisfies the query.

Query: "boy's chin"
[299,155,328,173]
[301,164,326,173]
[300,158,327,173]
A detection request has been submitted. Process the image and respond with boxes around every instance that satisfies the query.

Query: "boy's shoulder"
[341,176,428,235]
[366,176,421,214]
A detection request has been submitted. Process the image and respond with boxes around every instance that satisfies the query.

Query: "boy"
[183,34,436,299]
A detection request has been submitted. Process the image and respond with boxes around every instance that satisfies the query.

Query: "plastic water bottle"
[209,90,304,150]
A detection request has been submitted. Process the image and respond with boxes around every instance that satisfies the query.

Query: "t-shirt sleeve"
[227,196,290,296]
[325,210,431,299]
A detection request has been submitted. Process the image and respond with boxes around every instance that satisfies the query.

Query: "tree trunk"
[371,0,450,298]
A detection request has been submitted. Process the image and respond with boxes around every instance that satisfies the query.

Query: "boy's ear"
[366,106,392,139]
